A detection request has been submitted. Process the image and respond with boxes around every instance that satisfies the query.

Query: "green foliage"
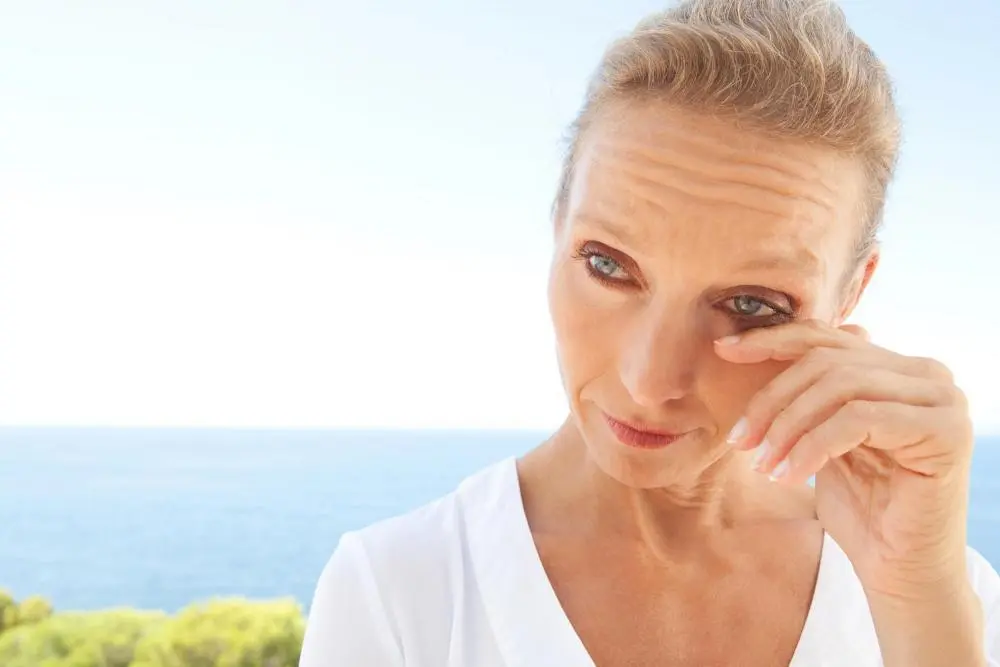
[0,607,165,667]
[131,598,304,667]
[0,591,305,667]
[0,589,17,634]
[0,589,55,635]
[18,594,54,625]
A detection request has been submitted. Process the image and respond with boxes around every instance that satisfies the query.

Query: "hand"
[714,320,975,599]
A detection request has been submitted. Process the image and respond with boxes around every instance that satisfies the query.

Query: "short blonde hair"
[555,0,900,258]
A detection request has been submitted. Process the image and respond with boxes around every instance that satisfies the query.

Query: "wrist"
[866,579,985,667]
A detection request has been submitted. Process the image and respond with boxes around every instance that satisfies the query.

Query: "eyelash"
[572,247,631,288]
[571,246,796,327]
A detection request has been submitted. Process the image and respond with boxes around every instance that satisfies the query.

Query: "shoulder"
[299,457,517,666]
[339,455,515,599]
[299,529,403,665]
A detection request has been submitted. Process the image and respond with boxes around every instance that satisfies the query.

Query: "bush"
[0,590,18,634]
[131,598,304,667]
[0,607,164,667]
[0,589,55,634]
[0,592,304,667]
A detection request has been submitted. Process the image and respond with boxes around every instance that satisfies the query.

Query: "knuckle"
[802,346,838,371]
[828,365,864,392]
[934,381,966,408]
[786,429,830,475]
[947,383,970,410]
[911,356,953,382]
[744,391,774,427]
[844,399,877,422]
[766,411,795,447]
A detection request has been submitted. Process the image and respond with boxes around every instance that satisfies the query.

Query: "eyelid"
[716,287,797,314]
[577,241,644,286]
[574,242,801,313]
[730,295,785,314]
[718,295,797,329]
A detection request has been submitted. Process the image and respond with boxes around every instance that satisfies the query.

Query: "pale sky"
[0,0,998,433]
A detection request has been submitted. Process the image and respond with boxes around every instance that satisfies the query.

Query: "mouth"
[602,413,688,450]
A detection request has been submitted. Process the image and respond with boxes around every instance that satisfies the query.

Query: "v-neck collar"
[461,456,595,666]
[787,531,835,666]
[461,456,835,667]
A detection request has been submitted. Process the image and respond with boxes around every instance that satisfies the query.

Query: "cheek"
[548,261,620,386]
[548,256,797,422]
[698,354,789,424]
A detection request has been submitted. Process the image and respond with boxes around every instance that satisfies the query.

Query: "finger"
[732,347,955,451]
[714,320,865,364]
[747,368,956,474]
[717,322,951,383]
[767,401,966,484]
[838,323,870,341]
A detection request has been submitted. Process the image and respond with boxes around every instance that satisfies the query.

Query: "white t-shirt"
[300,456,1000,666]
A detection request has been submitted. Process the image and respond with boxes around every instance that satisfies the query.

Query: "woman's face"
[548,101,875,488]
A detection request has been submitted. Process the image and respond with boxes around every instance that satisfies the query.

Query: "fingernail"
[769,459,790,481]
[751,440,771,471]
[726,417,748,446]
[715,335,741,346]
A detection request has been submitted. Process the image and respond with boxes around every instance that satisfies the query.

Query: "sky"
[0,0,997,432]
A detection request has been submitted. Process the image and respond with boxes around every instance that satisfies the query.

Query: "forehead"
[565,101,866,267]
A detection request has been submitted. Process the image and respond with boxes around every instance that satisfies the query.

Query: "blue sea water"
[0,427,997,613]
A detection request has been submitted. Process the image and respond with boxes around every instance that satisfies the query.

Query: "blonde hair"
[554,0,901,258]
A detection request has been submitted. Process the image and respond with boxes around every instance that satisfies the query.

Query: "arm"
[867,548,1000,667]
[867,581,985,667]
[299,532,404,667]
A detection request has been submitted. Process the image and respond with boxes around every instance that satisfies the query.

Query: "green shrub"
[131,597,304,667]
[0,592,305,667]
[0,607,164,667]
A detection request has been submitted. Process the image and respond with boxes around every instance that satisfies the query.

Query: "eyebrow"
[575,211,820,273]
[573,212,646,249]
[734,250,820,273]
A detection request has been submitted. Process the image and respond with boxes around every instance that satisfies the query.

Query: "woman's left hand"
[714,320,975,601]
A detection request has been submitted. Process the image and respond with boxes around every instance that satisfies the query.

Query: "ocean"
[1,427,998,613]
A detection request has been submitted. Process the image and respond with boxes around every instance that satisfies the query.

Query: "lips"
[603,413,687,449]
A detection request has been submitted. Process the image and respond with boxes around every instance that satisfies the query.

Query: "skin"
[517,100,982,666]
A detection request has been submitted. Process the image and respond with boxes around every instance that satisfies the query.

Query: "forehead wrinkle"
[574,201,826,277]
[587,101,857,213]
[593,160,824,229]
[573,182,836,285]
[611,136,839,208]
[593,142,838,220]
[606,99,845,183]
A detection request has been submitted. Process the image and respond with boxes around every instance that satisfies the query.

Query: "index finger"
[713,320,865,364]
[838,323,870,341]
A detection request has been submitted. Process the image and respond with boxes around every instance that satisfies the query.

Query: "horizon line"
[1,423,998,439]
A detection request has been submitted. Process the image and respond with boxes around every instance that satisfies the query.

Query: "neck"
[518,417,815,563]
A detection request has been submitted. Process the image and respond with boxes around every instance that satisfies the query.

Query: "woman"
[300,0,1000,665]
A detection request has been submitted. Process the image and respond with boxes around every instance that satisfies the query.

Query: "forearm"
[867,580,986,667]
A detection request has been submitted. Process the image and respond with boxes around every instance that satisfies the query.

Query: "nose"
[618,305,701,407]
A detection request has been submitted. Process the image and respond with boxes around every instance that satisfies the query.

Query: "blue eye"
[729,295,777,317]
[573,243,637,288]
[588,254,625,279]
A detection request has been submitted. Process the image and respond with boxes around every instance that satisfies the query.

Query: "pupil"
[590,255,617,276]
[734,296,761,314]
